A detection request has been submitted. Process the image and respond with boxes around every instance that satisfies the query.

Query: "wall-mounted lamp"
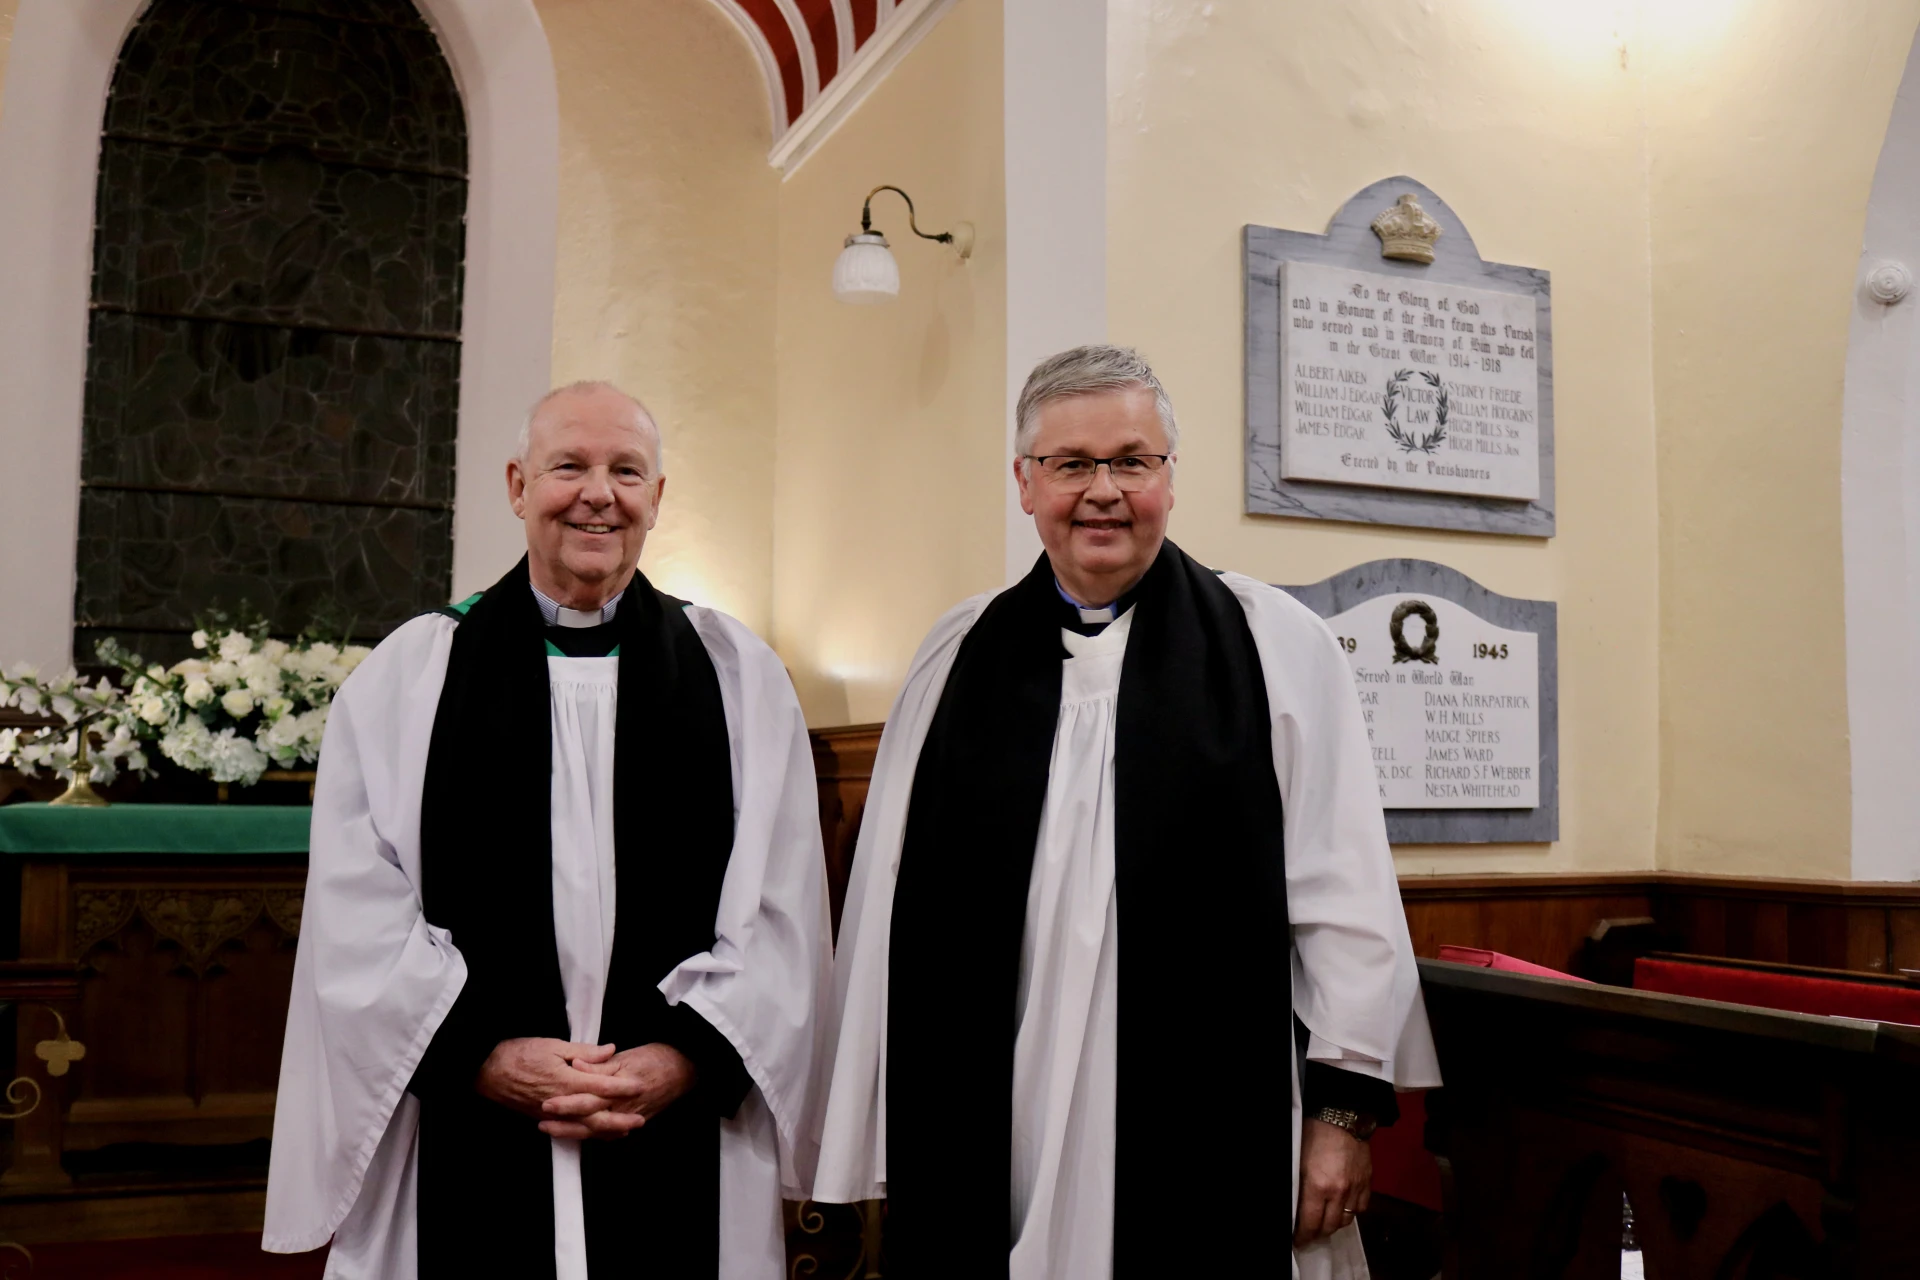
[832,185,974,304]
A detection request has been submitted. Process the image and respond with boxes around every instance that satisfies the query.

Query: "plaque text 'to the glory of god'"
[1280,261,1541,502]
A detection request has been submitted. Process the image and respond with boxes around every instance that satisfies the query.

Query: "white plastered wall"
[0,0,146,672]
[1002,0,1105,583]
[0,0,558,669]
[1843,29,1920,883]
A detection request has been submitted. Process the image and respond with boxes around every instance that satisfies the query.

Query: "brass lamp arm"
[861,185,951,244]
[860,185,974,259]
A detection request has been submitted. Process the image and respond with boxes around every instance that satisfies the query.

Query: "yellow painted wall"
[0,0,16,127]
[1107,1,1660,875]
[1645,0,1920,879]
[771,0,1006,726]
[537,0,780,632]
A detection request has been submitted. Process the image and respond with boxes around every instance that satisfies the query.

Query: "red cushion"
[1368,1090,1442,1212]
[1632,957,1920,1026]
[1436,945,1592,983]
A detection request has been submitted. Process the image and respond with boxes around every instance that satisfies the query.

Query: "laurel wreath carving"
[1381,369,1449,454]
[1390,600,1441,665]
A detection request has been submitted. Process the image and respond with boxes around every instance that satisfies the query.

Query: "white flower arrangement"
[0,627,370,791]
[0,666,150,788]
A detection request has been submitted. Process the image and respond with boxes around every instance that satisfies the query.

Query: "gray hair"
[515,380,664,471]
[1014,345,1179,459]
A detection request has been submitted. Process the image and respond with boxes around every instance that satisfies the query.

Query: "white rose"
[259,638,291,662]
[306,642,340,666]
[263,696,293,719]
[339,645,372,670]
[146,665,167,681]
[260,709,313,763]
[183,679,214,708]
[220,688,255,719]
[219,632,254,661]
[170,658,209,677]
[191,630,210,650]
[139,696,170,725]
[208,661,238,686]
[240,654,281,698]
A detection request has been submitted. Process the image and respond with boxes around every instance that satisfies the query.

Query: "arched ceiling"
[707,0,891,137]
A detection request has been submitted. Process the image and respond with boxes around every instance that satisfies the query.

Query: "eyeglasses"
[1024,454,1171,491]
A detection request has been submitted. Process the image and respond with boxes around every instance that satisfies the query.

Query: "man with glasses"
[812,346,1436,1279]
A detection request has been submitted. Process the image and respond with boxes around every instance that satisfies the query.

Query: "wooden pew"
[1421,957,1920,1277]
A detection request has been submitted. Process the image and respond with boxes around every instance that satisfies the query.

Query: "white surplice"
[1009,613,1129,1280]
[812,572,1441,1280]
[546,656,618,1280]
[265,605,830,1280]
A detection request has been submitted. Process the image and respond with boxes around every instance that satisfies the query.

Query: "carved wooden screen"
[74,0,467,664]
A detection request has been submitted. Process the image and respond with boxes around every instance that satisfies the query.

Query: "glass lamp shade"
[832,232,900,303]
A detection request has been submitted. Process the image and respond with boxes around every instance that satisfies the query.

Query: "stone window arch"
[74,0,468,662]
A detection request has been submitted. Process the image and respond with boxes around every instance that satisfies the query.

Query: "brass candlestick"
[48,722,108,808]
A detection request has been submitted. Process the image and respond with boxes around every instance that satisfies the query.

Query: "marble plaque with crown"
[1246,177,1555,536]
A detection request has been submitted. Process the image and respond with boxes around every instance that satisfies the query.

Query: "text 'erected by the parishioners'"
[1279,261,1541,502]
[1323,593,1540,810]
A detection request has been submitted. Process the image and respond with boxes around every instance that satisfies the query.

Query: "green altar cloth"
[0,803,312,855]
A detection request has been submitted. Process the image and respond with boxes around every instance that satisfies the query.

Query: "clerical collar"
[531,583,625,629]
[1055,577,1142,637]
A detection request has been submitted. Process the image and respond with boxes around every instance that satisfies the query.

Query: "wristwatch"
[1309,1106,1378,1141]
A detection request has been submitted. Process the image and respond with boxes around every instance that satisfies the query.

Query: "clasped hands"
[476,1038,696,1140]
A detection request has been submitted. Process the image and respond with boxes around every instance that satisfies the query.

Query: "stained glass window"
[76,0,467,663]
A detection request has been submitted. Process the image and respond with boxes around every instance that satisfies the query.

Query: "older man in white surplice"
[265,383,829,1280]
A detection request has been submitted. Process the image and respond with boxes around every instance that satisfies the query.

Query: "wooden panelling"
[810,724,882,936]
[1399,871,1920,978]
[1894,909,1920,975]
[3,856,304,1198]
[0,1185,268,1246]
[1650,875,1920,975]
[1400,880,1654,975]
[804,725,1920,978]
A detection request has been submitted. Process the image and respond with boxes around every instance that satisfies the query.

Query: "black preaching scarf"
[413,557,736,1279]
[886,540,1292,1277]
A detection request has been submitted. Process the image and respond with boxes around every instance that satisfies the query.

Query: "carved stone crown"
[1371,193,1441,264]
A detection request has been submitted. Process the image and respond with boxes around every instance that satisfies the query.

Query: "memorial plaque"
[1279,262,1541,501]
[1279,558,1558,843]
[1246,175,1555,537]
[1323,592,1539,808]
